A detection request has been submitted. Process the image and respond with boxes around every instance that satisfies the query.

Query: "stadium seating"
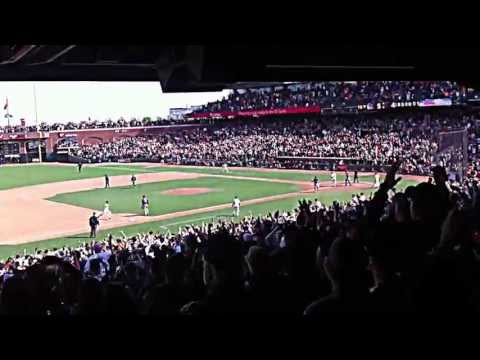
[192,81,466,114]
[75,110,480,180]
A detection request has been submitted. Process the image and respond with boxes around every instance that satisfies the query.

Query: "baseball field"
[0,163,424,259]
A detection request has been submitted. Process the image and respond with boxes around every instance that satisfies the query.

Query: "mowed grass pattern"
[47,177,301,216]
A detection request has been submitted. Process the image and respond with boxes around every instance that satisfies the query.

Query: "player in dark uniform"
[131,174,137,187]
[353,170,359,184]
[105,174,110,189]
[89,212,100,238]
[78,161,83,173]
[344,170,352,186]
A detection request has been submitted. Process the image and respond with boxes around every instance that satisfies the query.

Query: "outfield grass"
[47,177,301,216]
[103,165,424,189]
[0,163,387,190]
[0,164,138,190]
[132,165,376,183]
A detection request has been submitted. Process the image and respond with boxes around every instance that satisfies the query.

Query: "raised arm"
[366,160,402,224]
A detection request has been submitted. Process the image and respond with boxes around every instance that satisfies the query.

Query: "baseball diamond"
[0,162,423,258]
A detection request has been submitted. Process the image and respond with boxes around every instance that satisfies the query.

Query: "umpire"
[89,212,100,238]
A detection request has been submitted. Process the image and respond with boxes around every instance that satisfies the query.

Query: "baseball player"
[89,212,100,238]
[331,171,337,187]
[345,170,352,186]
[131,174,137,187]
[373,171,381,188]
[232,196,241,217]
[102,200,112,220]
[353,170,359,184]
[104,174,110,189]
[222,163,230,173]
[141,195,149,216]
[78,161,83,173]
[312,176,320,192]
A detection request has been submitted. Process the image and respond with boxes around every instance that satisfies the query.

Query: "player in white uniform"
[312,176,320,192]
[141,195,150,216]
[331,171,337,187]
[232,196,241,217]
[102,201,112,220]
[374,172,381,188]
[222,163,230,173]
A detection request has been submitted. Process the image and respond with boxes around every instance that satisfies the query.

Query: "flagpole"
[5,98,10,127]
[33,84,42,162]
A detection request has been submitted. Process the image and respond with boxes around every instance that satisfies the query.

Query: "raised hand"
[382,160,402,191]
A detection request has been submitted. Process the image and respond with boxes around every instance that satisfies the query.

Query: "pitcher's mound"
[161,187,217,196]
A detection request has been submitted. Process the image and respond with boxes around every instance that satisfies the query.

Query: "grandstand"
[0,44,479,316]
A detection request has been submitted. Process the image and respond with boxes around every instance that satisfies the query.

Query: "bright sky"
[0,82,231,126]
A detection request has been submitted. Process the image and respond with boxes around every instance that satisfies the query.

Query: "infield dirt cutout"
[0,164,412,247]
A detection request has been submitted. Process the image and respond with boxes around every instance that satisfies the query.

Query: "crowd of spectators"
[76,110,480,178]
[1,162,479,315]
[0,117,191,134]
[0,81,473,135]
[194,81,466,114]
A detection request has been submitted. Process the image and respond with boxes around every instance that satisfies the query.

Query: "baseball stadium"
[0,45,479,316]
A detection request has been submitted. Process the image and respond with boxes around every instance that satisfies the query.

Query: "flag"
[3,98,7,110]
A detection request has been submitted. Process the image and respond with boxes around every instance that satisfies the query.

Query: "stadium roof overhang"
[0,45,479,92]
